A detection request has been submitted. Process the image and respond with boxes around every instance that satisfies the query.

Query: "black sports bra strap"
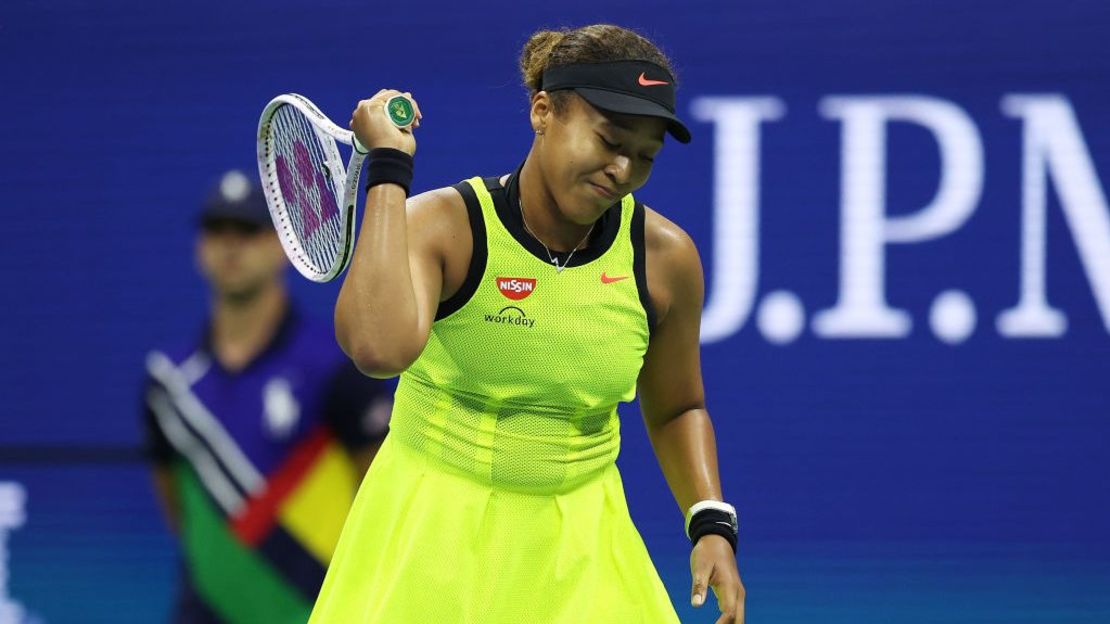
[483,176,503,193]
[434,180,489,321]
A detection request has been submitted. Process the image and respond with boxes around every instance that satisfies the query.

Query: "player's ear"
[530,91,553,134]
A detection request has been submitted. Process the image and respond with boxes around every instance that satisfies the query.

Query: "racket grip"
[352,95,414,153]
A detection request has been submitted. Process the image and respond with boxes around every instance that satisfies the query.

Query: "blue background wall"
[2,0,1109,622]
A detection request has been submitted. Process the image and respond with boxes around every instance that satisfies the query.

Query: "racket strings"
[274,109,340,268]
[269,105,345,273]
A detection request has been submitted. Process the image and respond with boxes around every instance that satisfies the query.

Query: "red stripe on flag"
[230,426,331,545]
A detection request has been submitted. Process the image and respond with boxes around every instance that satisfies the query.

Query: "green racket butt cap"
[386,96,416,128]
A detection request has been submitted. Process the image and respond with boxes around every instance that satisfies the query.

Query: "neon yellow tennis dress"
[309,170,679,623]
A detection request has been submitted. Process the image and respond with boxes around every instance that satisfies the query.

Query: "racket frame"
[257,93,366,282]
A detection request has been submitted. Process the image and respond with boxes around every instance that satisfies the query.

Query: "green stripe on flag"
[175,463,313,623]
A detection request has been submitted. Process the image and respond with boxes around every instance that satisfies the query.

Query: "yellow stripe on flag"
[278,443,357,564]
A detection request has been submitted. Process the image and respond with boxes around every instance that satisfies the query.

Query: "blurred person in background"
[141,170,394,623]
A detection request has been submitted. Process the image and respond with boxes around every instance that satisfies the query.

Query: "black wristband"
[364,148,414,196]
[688,508,738,553]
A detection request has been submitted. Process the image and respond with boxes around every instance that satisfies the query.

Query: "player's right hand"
[350,89,422,156]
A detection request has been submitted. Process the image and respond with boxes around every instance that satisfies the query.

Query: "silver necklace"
[519,197,594,273]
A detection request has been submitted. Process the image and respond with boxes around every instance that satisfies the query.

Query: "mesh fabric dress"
[309,171,679,623]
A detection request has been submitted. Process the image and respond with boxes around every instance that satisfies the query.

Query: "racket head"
[256,94,364,282]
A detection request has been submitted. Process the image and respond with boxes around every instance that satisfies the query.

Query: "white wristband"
[685,500,738,537]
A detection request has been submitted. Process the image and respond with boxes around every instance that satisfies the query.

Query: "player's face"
[196,221,286,299]
[539,94,666,224]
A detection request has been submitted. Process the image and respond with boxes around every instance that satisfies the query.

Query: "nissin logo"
[692,94,1110,345]
[497,278,536,301]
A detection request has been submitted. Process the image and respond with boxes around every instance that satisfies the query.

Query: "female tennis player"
[312,24,745,624]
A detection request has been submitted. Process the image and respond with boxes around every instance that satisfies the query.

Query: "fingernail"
[692,594,704,607]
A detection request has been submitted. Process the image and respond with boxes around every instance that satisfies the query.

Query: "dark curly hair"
[519,24,678,114]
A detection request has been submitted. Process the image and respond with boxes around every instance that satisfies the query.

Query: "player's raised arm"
[334,90,440,378]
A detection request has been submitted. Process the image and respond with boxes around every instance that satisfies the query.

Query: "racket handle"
[352,96,414,153]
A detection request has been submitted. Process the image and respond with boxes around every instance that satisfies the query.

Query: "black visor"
[541,60,691,144]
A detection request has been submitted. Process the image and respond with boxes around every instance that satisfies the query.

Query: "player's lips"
[589,182,618,199]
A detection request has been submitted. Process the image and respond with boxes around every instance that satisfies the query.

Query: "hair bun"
[520,30,567,92]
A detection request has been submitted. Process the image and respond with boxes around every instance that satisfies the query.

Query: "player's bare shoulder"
[643,206,697,257]
[406,185,473,301]
[642,205,704,324]
[406,185,469,251]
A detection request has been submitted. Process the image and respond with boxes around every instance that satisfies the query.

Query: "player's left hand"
[690,534,745,623]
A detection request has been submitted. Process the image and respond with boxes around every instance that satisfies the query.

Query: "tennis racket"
[256,93,415,282]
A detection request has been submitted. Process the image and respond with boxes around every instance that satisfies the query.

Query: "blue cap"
[199,170,272,228]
